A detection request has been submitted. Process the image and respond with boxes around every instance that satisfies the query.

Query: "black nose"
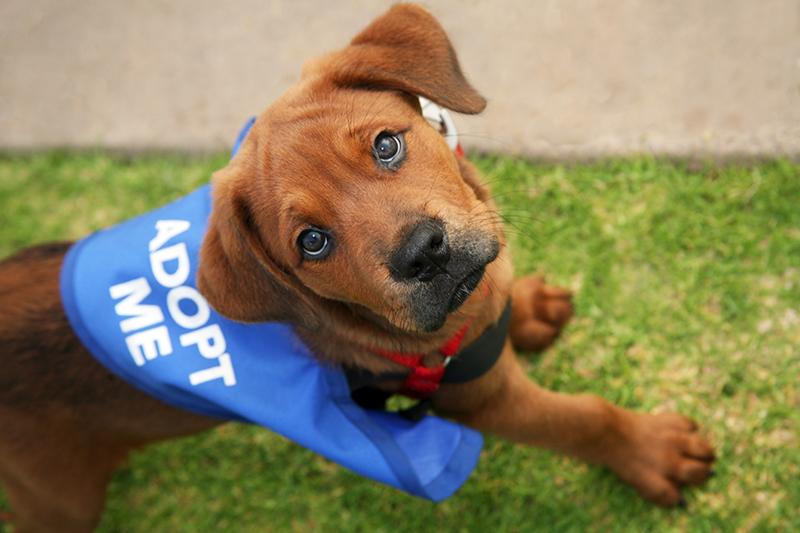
[390,219,451,282]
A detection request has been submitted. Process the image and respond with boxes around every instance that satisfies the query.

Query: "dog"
[0,4,715,531]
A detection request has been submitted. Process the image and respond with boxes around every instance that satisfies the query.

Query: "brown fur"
[0,5,714,531]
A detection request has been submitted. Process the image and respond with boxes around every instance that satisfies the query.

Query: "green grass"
[1,152,798,532]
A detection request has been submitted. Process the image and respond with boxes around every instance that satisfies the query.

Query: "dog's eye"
[374,134,399,160]
[298,228,332,259]
[373,132,405,168]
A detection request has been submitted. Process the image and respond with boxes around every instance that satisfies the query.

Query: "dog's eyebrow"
[349,123,412,142]
[281,189,338,229]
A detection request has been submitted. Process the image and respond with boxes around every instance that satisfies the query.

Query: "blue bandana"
[59,118,482,502]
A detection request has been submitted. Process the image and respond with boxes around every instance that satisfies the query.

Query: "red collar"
[371,320,472,399]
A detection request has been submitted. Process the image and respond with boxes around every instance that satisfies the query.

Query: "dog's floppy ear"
[197,139,311,324]
[317,3,486,114]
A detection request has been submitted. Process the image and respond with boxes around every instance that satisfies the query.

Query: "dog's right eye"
[298,228,333,260]
[373,132,405,169]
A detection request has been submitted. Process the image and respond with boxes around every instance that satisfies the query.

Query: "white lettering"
[167,286,210,330]
[150,242,190,288]
[189,354,237,386]
[179,324,226,359]
[108,219,237,384]
[125,325,173,366]
[109,277,164,333]
[149,220,191,252]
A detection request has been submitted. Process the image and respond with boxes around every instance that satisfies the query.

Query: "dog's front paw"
[608,411,716,507]
[509,275,573,352]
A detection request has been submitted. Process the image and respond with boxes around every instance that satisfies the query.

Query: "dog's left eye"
[298,228,333,259]
[373,132,405,168]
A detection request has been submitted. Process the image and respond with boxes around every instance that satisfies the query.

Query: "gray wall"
[1,0,799,158]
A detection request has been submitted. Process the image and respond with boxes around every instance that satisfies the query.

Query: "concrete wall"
[1,0,798,158]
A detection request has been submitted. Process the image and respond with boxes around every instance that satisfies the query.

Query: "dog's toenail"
[708,469,716,478]
[677,497,688,509]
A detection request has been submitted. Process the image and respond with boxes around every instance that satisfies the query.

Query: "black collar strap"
[441,300,511,384]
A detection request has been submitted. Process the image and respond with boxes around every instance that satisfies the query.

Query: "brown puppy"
[0,4,714,532]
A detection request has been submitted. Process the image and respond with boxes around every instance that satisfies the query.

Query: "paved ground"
[1,0,798,158]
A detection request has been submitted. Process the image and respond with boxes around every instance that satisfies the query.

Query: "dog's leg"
[509,276,573,352]
[0,507,15,525]
[0,449,121,533]
[0,412,127,533]
[2,475,104,533]
[436,343,715,506]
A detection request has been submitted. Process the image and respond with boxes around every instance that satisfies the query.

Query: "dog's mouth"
[397,230,499,333]
[447,267,485,312]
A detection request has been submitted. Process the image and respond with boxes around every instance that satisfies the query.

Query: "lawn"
[0,152,798,532]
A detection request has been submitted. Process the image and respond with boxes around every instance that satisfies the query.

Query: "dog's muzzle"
[390,220,499,332]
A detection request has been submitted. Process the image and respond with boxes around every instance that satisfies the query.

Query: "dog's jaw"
[448,266,487,312]
[402,230,500,333]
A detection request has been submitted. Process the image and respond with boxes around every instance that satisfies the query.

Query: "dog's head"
[198,4,503,334]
